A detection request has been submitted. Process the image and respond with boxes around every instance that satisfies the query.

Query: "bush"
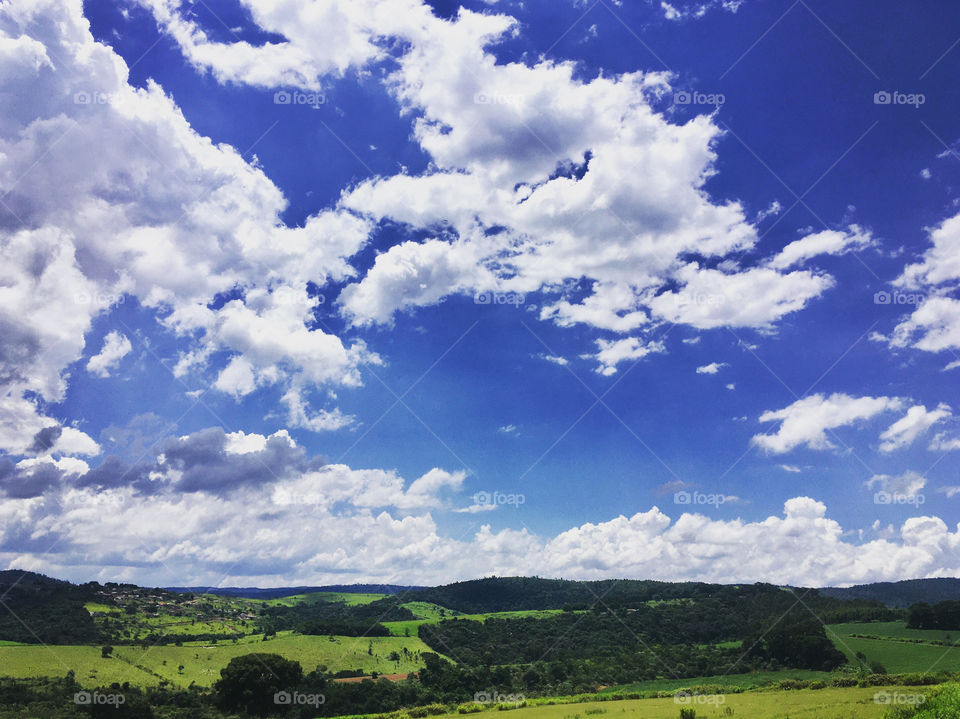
[809,680,827,690]
[409,704,449,717]
[679,709,696,719]
[457,703,484,714]
[775,679,808,690]
[833,676,858,687]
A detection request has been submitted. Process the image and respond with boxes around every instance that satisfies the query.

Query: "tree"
[907,602,935,629]
[101,645,113,658]
[215,653,304,717]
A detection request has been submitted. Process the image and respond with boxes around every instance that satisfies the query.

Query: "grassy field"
[260,592,387,607]
[0,633,434,689]
[830,621,960,643]
[401,601,463,619]
[598,669,835,694]
[384,608,566,637]
[446,686,912,719]
[0,645,151,687]
[83,602,115,614]
[828,622,960,673]
[832,635,960,673]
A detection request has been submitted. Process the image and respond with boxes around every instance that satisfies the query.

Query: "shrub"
[775,679,808,690]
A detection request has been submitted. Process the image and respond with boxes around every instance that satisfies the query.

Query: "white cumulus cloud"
[752,393,902,454]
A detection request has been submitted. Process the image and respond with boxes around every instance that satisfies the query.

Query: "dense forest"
[404,577,904,618]
[416,586,853,687]
[907,600,960,630]
[0,571,101,644]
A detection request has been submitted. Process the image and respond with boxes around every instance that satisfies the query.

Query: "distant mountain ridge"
[4,568,960,608]
[816,578,960,608]
[164,583,425,599]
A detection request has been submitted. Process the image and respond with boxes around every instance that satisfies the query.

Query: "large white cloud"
[134,0,435,90]
[0,0,378,452]
[4,456,960,587]
[137,0,846,353]
[752,393,903,454]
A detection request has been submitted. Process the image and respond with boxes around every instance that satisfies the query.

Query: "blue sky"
[1,0,959,587]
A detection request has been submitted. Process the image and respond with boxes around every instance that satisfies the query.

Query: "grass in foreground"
[358,686,912,719]
[598,669,835,694]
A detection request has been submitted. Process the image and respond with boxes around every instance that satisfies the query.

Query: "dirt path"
[332,672,413,683]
